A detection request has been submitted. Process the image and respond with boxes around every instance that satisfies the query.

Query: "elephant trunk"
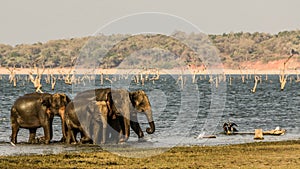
[145,110,155,134]
[146,121,155,134]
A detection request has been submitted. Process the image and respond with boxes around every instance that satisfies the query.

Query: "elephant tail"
[10,106,18,124]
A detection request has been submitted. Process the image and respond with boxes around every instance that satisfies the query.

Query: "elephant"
[112,89,155,142]
[65,88,155,144]
[65,88,121,144]
[65,100,93,144]
[10,92,71,144]
[48,93,71,142]
[129,90,155,137]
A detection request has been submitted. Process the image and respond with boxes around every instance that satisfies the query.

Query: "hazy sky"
[1,0,300,45]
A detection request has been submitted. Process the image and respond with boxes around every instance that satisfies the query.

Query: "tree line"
[0,30,299,69]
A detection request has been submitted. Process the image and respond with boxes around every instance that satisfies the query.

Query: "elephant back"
[111,89,132,115]
[74,88,111,102]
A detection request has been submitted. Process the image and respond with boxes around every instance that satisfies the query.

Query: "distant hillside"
[0,30,299,69]
[209,30,300,68]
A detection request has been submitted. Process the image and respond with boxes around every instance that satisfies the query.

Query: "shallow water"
[0,74,299,156]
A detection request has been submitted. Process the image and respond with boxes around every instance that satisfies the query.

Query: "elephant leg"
[66,126,75,144]
[116,115,130,142]
[117,120,124,143]
[70,129,78,144]
[118,117,129,142]
[59,106,67,142]
[123,118,131,142]
[72,130,78,143]
[93,122,102,144]
[42,123,51,144]
[10,123,19,144]
[39,118,53,143]
[68,128,80,144]
[28,128,37,144]
[130,113,144,140]
[130,121,144,139]
[109,117,122,143]
[102,124,107,144]
[66,128,71,144]
[60,116,67,142]
[49,119,53,140]
[100,114,107,144]
[79,127,93,144]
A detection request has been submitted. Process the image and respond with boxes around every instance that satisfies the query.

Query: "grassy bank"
[1,140,300,168]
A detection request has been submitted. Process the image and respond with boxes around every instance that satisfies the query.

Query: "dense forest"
[0,30,299,69]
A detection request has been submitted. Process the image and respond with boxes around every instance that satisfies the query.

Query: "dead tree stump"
[251,76,259,93]
[254,129,264,140]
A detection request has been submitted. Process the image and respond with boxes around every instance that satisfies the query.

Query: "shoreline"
[0,67,298,75]
[0,140,299,168]
[0,138,299,157]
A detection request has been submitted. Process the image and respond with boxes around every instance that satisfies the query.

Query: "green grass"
[1,140,300,169]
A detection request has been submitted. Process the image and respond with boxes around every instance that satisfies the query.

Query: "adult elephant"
[112,89,155,142]
[65,88,120,144]
[10,92,70,144]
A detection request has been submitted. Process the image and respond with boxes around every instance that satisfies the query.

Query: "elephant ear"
[61,94,71,105]
[129,91,139,107]
[130,90,149,112]
[40,94,52,107]
[53,93,71,106]
[138,91,151,110]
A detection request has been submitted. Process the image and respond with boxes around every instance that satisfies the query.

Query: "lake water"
[0,74,299,156]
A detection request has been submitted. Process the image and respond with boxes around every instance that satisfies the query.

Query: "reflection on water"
[0,74,299,155]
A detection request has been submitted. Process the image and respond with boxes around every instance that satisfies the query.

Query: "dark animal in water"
[223,122,238,134]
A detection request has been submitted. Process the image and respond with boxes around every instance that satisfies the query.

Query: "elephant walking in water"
[64,88,155,144]
[112,89,155,142]
[10,92,71,144]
